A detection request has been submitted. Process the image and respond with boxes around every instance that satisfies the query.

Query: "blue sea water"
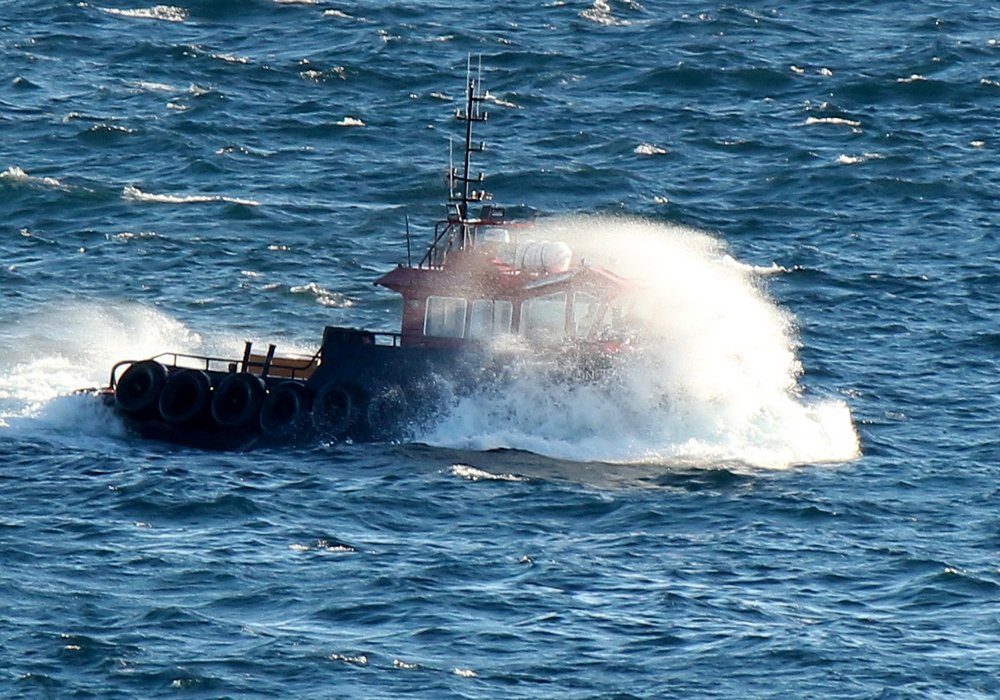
[1,0,998,697]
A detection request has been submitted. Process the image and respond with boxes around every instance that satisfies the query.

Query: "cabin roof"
[375,251,635,302]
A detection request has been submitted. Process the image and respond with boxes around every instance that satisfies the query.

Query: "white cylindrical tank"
[517,240,573,274]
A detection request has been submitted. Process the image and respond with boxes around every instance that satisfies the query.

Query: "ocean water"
[1,1,998,697]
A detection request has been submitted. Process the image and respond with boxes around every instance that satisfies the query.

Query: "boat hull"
[100,325,617,450]
[101,327,483,449]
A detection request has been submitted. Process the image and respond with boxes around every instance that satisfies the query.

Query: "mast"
[449,56,489,249]
[418,59,497,268]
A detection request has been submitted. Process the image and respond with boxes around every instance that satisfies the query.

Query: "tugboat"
[98,68,638,448]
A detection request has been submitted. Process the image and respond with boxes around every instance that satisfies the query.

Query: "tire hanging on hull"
[115,360,168,416]
[158,369,212,425]
[212,373,266,430]
[311,384,356,441]
[363,384,408,441]
[259,381,313,441]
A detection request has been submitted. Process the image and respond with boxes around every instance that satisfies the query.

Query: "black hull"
[101,325,616,451]
[105,327,485,450]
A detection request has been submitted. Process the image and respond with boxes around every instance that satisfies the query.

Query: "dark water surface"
[1,1,998,697]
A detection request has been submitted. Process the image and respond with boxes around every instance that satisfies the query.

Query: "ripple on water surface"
[1,1,999,698]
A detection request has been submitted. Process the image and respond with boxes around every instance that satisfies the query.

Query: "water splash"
[0,300,314,439]
[423,216,860,469]
[0,301,205,436]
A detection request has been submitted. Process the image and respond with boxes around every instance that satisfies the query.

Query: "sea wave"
[0,166,64,189]
[450,464,528,482]
[288,282,353,307]
[94,4,188,22]
[804,116,862,128]
[122,184,260,207]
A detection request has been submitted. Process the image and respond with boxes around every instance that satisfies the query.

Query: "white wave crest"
[805,116,862,128]
[837,152,885,165]
[581,0,640,26]
[130,80,176,92]
[635,143,668,156]
[450,465,528,482]
[123,184,259,207]
[211,53,250,65]
[335,116,365,127]
[289,282,353,307]
[1,166,64,189]
[98,5,188,22]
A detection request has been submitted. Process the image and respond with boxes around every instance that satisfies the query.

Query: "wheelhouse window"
[424,296,467,338]
[520,292,568,342]
[572,292,602,339]
[591,295,635,341]
[468,299,513,340]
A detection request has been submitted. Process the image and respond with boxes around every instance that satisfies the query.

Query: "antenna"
[405,214,412,267]
[420,57,496,267]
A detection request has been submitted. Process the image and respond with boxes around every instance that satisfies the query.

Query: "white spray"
[0,300,314,440]
[0,301,207,436]
[423,216,860,469]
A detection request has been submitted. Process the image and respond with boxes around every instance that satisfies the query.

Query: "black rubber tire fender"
[259,381,312,439]
[311,384,357,440]
[158,369,212,425]
[115,360,168,415]
[211,373,266,430]
[363,384,408,441]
